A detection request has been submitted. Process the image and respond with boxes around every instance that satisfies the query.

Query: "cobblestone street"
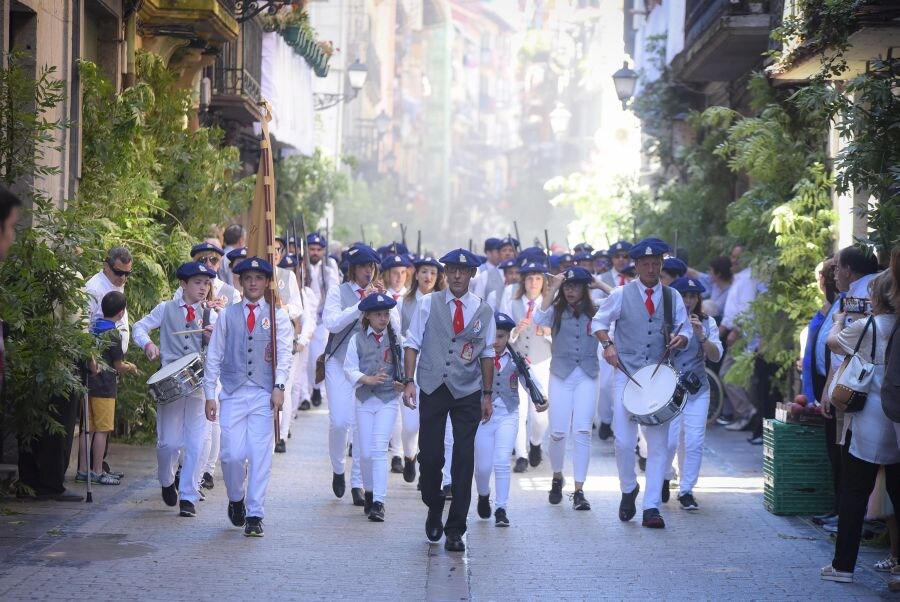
[0,406,894,600]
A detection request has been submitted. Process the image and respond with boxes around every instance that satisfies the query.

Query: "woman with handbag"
[821,270,900,583]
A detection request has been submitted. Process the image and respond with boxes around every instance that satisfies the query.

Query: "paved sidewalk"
[0,405,894,600]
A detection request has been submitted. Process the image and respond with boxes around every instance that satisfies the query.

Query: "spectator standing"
[219,224,245,286]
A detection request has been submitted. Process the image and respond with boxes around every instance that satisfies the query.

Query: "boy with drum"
[133,261,218,518]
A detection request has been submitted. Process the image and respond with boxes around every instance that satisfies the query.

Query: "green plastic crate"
[762,455,832,481]
[762,419,834,515]
[764,485,834,515]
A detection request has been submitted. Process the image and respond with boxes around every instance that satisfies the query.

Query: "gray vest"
[549,306,599,379]
[509,296,551,363]
[216,281,239,306]
[327,283,362,363]
[615,281,671,375]
[601,270,616,288]
[218,301,274,394]
[484,267,505,304]
[401,295,418,336]
[673,316,710,393]
[353,331,398,402]
[416,293,493,398]
[159,301,204,366]
[492,354,520,413]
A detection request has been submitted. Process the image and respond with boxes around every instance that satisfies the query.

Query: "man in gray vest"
[471,237,505,305]
[592,238,690,530]
[403,248,496,552]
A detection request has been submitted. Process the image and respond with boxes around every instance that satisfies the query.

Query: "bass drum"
[622,364,686,426]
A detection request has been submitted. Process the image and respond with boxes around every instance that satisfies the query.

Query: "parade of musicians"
[1,0,899,600]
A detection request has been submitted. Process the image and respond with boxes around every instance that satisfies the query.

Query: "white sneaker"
[820,565,853,583]
[725,413,752,431]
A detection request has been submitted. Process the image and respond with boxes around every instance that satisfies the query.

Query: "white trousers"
[307,324,328,391]
[548,367,597,483]
[666,389,710,495]
[325,358,362,487]
[442,419,454,487]
[200,400,221,476]
[356,396,400,502]
[279,359,296,441]
[156,391,206,504]
[292,345,311,405]
[613,372,670,510]
[475,403,518,509]
[595,356,615,425]
[514,359,550,457]
[219,384,275,518]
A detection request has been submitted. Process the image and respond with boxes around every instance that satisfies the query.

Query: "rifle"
[506,344,547,407]
[416,230,421,257]
[513,221,521,251]
[544,229,551,259]
[289,218,305,305]
[298,214,312,288]
[400,223,407,247]
[386,322,405,384]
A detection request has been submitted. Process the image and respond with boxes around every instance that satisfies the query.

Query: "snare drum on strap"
[147,353,204,405]
[622,364,686,426]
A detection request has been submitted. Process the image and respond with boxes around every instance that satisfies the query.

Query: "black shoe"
[748,434,763,445]
[348,443,352,457]
[179,500,196,517]
[368,501,385,522]
[201,472,214,490]
[311,388,322,406]
[174,467,180,490]
[444,532,465,552]
[571,489,591,511]
[243,516,264,537]
[598,422,613,440]
[812,512,837,525]
[678,492,699,511]
[513,457,528,473]
[494,507,509,527]
[638,456,646,472]
[549,477,564,505]
[477,494,491,519]
[274,439,286,453]
[403,457,416,483]
[299,399,311,411]
[642,508,666,529]
[197,488,206,501]
[228,499,246,527]
[391,456,403,474]
[351,487,365,507]
[442,484,453,500]
[364,491,373,516]
[332,473,346,498]
[528,444,542,467]
[103,461,124,479]
[619,484,640,521]
[425,507,444,542]
[662,480,670,503]
[161,483,178,507]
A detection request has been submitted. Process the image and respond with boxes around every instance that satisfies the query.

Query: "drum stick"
[651,323,683,378]
[617,363,642,389]
[171,328,206,336]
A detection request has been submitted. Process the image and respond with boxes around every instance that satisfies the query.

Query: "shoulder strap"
[324,319,359,359]
[201,306,212,350]
[662,286,674,341]
[851,316,875,356]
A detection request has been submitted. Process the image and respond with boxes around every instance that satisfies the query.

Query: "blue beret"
[440,249,482,268]
[191,242,224,257]
[498,258,518,270]
[609,240,633,253]
[476,254,487,264]
[381,254,412,271]
[592,248,610,259]
[622,263,637,274]
[347,245,381,266]
[629,237,670,259]
[413,256,444,271]
[275,235,287,247]
[499,236,518,249]
[559,253,574,263]
[232,256,273,277]
[226,246,247,262]
[573,243,594,253]
[278,254,297,269]
[307,232,327,247]
[287,236,297,245]
[662,257,688,277]
[176,261,217,281]
[573,252,592,261]
[518,261,546,275]
[562,266,593,284]
[359,292,397,312]
[549,255,561,270]
[494,311,515,331]
[484,237,503,251]
[381,242,409,256]
[671,276,706,295]
[517,246,547,264]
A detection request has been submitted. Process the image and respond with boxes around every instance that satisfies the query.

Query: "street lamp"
[374,110,391,136]
[347,59,368,92]
[549,103,572,138]
[313,59,369,111]
[612,61,638,110]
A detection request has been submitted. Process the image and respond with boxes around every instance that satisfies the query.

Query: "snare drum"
[622,364,686,426]
[147,353,204,405]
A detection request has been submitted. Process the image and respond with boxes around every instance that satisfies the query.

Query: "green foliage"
[332,176,403,247]
[545,173,636,246]
[275,149,347,235]
[770,0,858,76]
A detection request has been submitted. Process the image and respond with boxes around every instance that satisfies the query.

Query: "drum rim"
[146,352,202,384]
[623,363,680,415]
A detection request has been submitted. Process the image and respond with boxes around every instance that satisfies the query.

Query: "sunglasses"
[107,262,132,278]
[197,255,220,265]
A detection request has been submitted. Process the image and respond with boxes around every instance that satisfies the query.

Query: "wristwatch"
[402,378,414,386]
[274,383,286,391]
[600,340,614,349]
[482,389,493,396]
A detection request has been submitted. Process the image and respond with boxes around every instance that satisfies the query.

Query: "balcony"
[210,19,263,124]
[671,0,771,83]
[138,0,239,44]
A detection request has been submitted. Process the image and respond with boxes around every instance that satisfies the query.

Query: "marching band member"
[592,238,690,529]
[601,241,633,288]
[306,232,341,408]
[471,238,506,307]
[133,261,217,517]
[533,267,599,510]
[661,257,688,286]
[665,277,722,511]
[284,254,318,413]
[203,257,292,537]
[179,242,243,306]
[381,254,412,472]
[344,293,404,522]
[501,261,551,473]
[273,238,304,453]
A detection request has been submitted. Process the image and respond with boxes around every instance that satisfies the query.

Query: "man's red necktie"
[247,303,258,332]
[357,289,365,300]
[493,355,501,370]
[184,304,195,322]
[619,274,626,286]
[645,289,655,315]
[452,299,464,335]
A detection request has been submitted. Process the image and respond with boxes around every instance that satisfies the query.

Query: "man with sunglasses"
[86,247,133,354]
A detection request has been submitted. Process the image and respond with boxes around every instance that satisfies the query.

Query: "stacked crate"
[763,419,834,515]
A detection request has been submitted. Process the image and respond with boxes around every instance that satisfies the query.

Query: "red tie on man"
[373,332,383,344]
[452,299,465,335]
[357,288,366,300]
[619,274,626,286]
[247,303,258,332]
[183,304,195,322]
[645,289,655,315]
[526,299,534,319]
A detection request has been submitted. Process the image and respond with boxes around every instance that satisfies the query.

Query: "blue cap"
[377,242,409,256]
[622,263,636,274]
[287,236,297,245]
[307,232,327,247]
[381,254,412,271]
[592,248,610,259]
[278,254,297,269]
[573,252,592,261]
[609,240,633,253]
[274,235,287,247]
[559,253,574,263]
[573,243,594,254]
[518,261,546,275]
[499,258,518,271]
[347,244,381,266]
[629,238,670,259]
[517,246,547,264]
[499,236,519,249]
[484,237,503,251]
[413,256,444,271]
[176,261,217,281]
[671,276,706,295]
[440,249,482,268]
[549,256,561,270]
[477,254,487,264]
[358,292,397,312]
[232,256,273,277]
[662,257,688,277]
[191,242,224,257]
[495,312,515,331]
[561,266,593,284]
[226,246,247,262]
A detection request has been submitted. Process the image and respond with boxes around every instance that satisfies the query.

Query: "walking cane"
[82,372,93,503]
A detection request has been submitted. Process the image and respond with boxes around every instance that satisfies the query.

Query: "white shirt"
[132,299,219,350]
[590,280,693,345]
[404,289,496,358]
[323,283,401,336]
[85,270,130,352]
[203,297,293,399]
[298,284,318,345]
[721,267,757,330]
[309,258,340,307]
[470,263,501,300]
[275,267,304,320]
[344,326,396,387]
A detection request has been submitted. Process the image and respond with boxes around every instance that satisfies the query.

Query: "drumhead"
[623,364,678,415]
[146,352,201,385]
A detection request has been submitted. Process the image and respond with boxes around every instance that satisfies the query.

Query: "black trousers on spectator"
[418,384,481,536]
[823,413,843,512]
[750,358,781,438]
[832,434,900,572]
[16,391,80,495]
